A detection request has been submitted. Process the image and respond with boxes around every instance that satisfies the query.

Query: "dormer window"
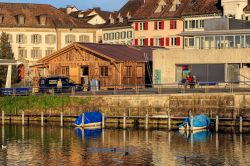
[170,0,181,12]
[126,12,131,20]
[0,15,3,24]
[155,0,167,13]
[17,15,25,25]
[39,15,47,26]
[110,18,115,24]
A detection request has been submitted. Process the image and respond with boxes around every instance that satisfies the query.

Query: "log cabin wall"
[44,46,146,89]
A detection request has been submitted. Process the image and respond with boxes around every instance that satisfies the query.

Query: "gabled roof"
[69,8,112,21]
[243,0,250,12]
[132,0,188,20]
[0,2,95,28]
[131,0,223,20]
[38,42,156,63]
[181,0,222,17]
[119,0,145,17]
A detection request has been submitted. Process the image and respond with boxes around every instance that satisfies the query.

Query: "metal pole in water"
[216,115,219,132]
[240,116,243,133]
[82,113,85,128]
[190,116,193,131]
[41,112,44,127]
[22,111,25,126]
[102,113,105,129]
[2,111,4,125]
[168,109,171,130]
[123,113,126,129]
[60,112,63,127]
[145,114,148,130]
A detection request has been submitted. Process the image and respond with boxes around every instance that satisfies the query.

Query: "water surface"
[0,125,249,166]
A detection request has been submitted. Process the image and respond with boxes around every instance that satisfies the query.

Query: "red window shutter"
[166,37,169,46]
[160,38,164,46]
[135,23,138,31]
[144,22,148,30]
[154,21,158,30]
[134,39,138,45]
[170,20,173,29]
[150,38,154,46]
[144,38,148,46]
[161,21,164,30]
[176,37,180,46]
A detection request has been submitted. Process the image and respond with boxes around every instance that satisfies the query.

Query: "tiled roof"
[77,43,154,61]
[132,0,223,20]
[0,2,95,28]
[119,0,145,17]
[243,0,250,12]
[38,42,157,63]
[181,0,222,16]
[69,8,112,21]
[101,20,132,29]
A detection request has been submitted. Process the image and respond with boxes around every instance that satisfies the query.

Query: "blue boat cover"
[179,114,211,128]
[74,111,102,126]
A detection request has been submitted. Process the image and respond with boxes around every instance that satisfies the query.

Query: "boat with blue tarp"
[178,114,211,131]
[74,111,103,128]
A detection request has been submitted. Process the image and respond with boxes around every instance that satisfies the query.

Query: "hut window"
[136,66,143,77]
[45,34,56,44]
[100,66,108,76]
[125,66,132,77]
[62,66,69,76]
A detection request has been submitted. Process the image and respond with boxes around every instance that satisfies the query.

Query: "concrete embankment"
[1,93,250,127]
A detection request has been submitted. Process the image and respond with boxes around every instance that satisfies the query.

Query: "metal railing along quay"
[2,81,250,96]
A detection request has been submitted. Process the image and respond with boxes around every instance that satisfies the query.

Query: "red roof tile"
[0,2,95,28]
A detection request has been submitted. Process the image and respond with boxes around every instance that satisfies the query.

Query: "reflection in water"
[178,130,212,143]
[0,125,250,165]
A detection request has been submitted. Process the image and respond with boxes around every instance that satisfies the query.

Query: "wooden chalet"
[36,42,154,89]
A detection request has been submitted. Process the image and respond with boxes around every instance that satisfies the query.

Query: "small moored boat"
[178,114,211,131]
[74,111,103,128]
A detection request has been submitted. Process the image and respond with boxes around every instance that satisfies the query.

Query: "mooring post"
[60,112,63,127]
[190,115,194,131]
[168,109,171,130]
[145,114,149,130]
[240,116,243,133]
[41,112,44,127]
[102,113,105,129]
[22,111,25,126]
[123,113,126,129]
[82,113,85,128]
[2,111,4,125]
[216,115,219,132]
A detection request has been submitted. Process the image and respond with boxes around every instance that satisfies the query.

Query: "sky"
[0,0,128,11]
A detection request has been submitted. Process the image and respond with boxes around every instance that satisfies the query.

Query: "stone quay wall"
[87,93,250,119]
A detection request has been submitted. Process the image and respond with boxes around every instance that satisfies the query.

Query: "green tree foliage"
[0,32,18,87]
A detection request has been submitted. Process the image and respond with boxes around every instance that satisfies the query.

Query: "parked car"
[39,76,83,93]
